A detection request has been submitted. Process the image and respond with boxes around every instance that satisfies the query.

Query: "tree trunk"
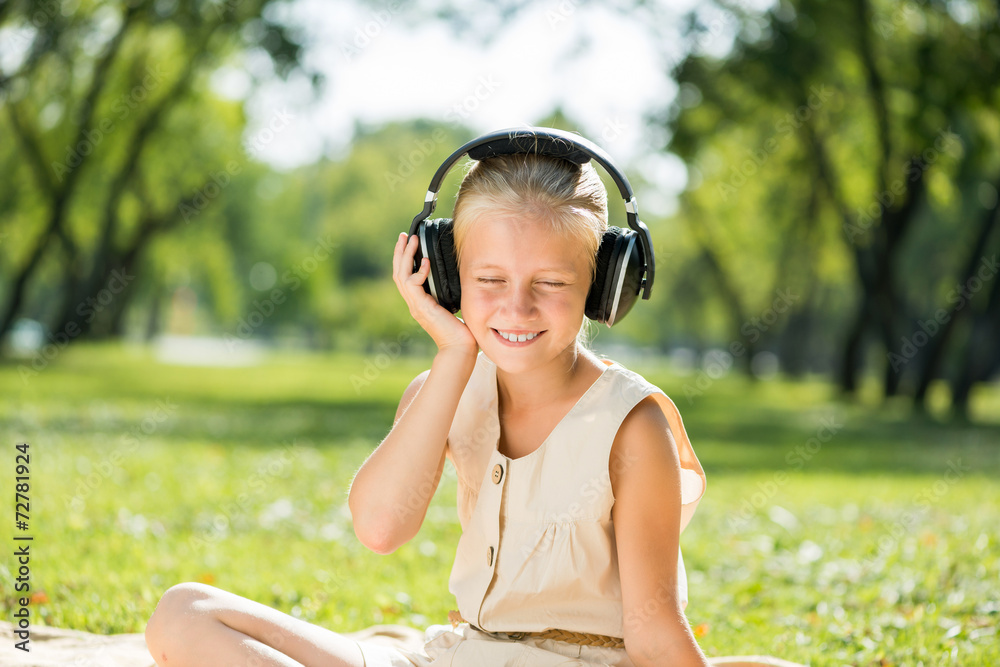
[143,287,163,341]
[914,176,1000,407]
[0,6,138,344]
[950,251,1000,419]
[699,248,756,374]
[875,273,903,397]
[839,292,871,393]
[0,198,70,341]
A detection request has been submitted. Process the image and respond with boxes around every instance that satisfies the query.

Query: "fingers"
[390,233,476,353]
[393,233,416,285]
[411,256,430,283]
[397,235,426,286]
[393,233,435,321]
[391,232,409,280]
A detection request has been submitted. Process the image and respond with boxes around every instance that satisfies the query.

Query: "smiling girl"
[346,131,805,666]
[144,129,804,667]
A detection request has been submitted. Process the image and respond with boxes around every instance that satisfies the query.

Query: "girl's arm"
[348,349,475,554]
[348,232,479,555]
[611,396,711,667]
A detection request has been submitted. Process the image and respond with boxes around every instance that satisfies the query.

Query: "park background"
[1,0,999,664]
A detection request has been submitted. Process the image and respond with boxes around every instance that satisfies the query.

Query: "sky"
[214,0,766,218]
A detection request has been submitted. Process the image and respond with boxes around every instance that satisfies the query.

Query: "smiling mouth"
[492,329,545,343]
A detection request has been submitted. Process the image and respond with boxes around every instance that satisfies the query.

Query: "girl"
[144,130,805,667]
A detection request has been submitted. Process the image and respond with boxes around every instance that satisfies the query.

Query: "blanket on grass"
[0,620,426,666]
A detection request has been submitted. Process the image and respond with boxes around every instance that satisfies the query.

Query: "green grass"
[1,342,998,666]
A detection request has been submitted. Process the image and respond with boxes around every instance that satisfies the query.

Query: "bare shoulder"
[610,395,680,496]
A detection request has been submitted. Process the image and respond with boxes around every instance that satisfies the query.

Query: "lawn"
[1,341,997,666]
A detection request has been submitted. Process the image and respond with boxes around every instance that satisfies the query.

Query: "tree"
[661,0,1000,416]
[0,0,316,345]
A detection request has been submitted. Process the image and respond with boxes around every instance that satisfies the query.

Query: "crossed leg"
[144,582,367,667]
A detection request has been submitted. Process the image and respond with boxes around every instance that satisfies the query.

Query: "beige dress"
[353,352,709,666]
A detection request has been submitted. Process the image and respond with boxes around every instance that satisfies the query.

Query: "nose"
[502,282,538,321]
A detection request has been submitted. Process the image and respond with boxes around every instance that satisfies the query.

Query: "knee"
[145,582,222,657]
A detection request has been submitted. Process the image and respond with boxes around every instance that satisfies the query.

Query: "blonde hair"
[451,154,608,281]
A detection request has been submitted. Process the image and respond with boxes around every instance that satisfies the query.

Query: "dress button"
[487,546,494,567]
[491,463,504,484]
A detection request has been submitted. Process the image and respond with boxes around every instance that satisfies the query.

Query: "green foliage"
[4,0,999,422]
[0,0,315,341]
[661,0,1000,403]
[220,120,475,347]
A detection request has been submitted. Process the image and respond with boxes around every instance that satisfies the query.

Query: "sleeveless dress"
[352,352,708,666]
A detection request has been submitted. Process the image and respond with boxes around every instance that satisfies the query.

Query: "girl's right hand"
[392,232,478,357]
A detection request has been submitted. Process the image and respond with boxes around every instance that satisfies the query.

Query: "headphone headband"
[407,127,654,300]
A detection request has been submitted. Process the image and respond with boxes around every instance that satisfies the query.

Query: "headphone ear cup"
[606,233,643,326]
[436,221,462,313]
[417,218,462,313]
[585,229,618,323]
[586,227,643,326]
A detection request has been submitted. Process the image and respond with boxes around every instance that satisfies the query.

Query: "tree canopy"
[2,0,997,420]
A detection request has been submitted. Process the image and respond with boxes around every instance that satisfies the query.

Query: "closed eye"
[475,278,568,287]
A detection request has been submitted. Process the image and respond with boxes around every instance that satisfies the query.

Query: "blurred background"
[2,0,999,416]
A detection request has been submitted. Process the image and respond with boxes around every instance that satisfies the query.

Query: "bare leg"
[145,582,367,667]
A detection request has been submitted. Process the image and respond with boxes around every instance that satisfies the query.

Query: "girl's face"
[458,210,592,374]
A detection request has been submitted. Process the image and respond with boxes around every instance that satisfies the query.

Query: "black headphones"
[407,126,654,327]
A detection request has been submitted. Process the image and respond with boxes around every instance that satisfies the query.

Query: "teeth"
[498,330,539,342]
